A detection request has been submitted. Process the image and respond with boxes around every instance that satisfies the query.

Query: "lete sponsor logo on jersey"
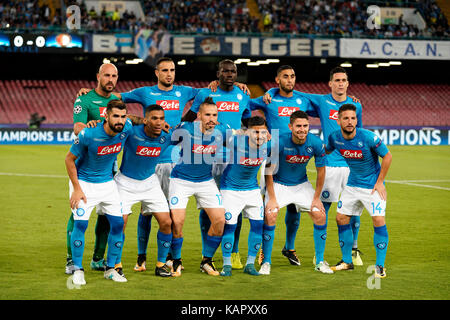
[217,101,239,112]
[340,149,363,159]
[278,106,299,117]
[239,157,264,166]
[136,146,161,157]
[285,155,310,163]
[97,142,122,155]
[329,109,338,120]
[99,107,107,118]
[192,144,217,154]
[157,100,180,110]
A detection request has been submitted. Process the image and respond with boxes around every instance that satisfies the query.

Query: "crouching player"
[168,97,229,276]
[261,110,333,275]
[327,104,392,278]
[114,104,173,277]
[220,116,271,277]
[65,100,132,285]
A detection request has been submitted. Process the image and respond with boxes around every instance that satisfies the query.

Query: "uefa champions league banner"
[1,127,450,145]
[340,39,450,60]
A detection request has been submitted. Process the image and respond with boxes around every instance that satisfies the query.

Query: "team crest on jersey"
[306,146,313,154]
[237,93,243,100]
[159,136,167,144]
[296,98,302,105]
[357,141,364,148]
[73,105,82,114]
[175,91,181,97]
[119,133,126,140]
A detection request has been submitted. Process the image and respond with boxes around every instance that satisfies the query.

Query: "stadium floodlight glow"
[389,61,402,65]
[103,58,111,64]
[177,59,186,65]
[266,59,280,63]
[366,64,379,68]
[340,62,352,67]
[256,60,270,64]
[235,58,251,63]
[247,62,260,66]
[378,62,390,67]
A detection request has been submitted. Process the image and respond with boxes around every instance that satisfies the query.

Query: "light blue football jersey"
[272,132,327,186]
[171,121,231,182]
[70,119,133,183]
[249,89,316,136]
[190,86,251,130]
[119,125,173,180]
[220,135,271,191]
[121,85,199,163]
[327,128,389,189]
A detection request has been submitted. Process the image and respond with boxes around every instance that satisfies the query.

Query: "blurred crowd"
[0,0,448,38]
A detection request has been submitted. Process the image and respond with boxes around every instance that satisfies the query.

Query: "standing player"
[183,59,252,270]
[220,116,271,277]
[326,104,391,278]
[264,66,364,266]
[250,65,316,266]
[115,104,174,277]
[261,111,333,275]
[66,63,120,275]
[168,98,230,276]
[65,100,132,285]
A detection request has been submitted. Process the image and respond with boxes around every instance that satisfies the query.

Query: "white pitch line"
[386,180,450,191]
[0,172,66,178]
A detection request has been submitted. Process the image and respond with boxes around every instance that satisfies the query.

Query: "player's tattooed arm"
[181,110,198,122]
[372,151,392,200]
[127,114,144,125]
[65,152,86,209]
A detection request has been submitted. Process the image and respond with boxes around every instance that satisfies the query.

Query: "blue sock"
[350,216,361,248]
[313,224,327,264]
[156,230,173,264]
[221,224,237,266]
[105,215,124,268]
[323,202,332,227]
[247,219,263,264]
[337,224,353,264]
[285,204,300,250]
[199,209,211,254]
[71,220,88,270]
[374,225,389,267]
[115,232,125,265]
[137,213,152,255]
[171,237,183,260]
[232,213,243,253]
[203,234,222,258]
[262,224,276,264]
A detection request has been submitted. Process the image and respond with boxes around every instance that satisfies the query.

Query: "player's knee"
[159,216,173,233]
[336,213,350,225]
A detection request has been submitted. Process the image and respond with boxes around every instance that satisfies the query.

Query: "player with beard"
[65,100,133,285]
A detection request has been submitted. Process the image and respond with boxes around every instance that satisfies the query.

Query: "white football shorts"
[265,181,316,213]
[168,177,224,210]
[69,179,122,221]
[114,172,169,215]
[155,162,175,198]
[320,166,350,202]
[337,185,386,217]
[221,189,264,225]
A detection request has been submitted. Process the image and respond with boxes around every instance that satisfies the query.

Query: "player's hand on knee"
[265,200,279,217]
[311,198,325,214]
[77,88,90,97]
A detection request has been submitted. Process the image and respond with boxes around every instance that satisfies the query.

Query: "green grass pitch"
[0,145,449,300]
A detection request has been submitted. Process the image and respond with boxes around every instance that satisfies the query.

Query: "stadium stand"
[0,79,448,126]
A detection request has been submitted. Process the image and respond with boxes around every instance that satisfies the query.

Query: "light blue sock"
[105,215,124,268]
[137,213,152,255]
[350,216,361,248]
[313,224,327,264]
[247,219,263,263]
[374,225,389,267]
[285,204,301,250]
[203,234,223,258]
[337,223,353,264]
[171,237,183,260]
[71,220,88,270]
[156,230,172,264]
[262,224,276,264]
[232,213,243,253]
[221,224,237,266]
[199,209,211,254]
[115,232,125,265]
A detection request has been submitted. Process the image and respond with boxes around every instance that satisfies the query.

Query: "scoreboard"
[0,32,83,53]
